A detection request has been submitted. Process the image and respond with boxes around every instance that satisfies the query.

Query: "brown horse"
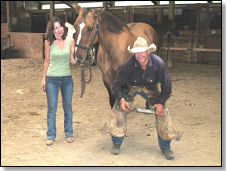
[73,7,159,108]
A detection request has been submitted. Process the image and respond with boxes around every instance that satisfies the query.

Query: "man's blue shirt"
[112,53,172,105]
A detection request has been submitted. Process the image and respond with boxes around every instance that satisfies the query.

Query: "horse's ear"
[101,8,106,12]
[94,8,103,17]
[99,7,106,13]
[74,2,81,14]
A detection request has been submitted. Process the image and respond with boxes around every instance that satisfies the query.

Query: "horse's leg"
[97,45,116,109]
[103,79,116,109]
[103,67,118,109]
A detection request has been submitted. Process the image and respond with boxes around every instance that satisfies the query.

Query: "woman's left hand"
[70,58,77,65]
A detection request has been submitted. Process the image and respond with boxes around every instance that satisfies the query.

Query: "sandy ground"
[1,58,221,166]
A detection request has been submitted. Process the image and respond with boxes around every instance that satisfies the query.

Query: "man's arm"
[112,63,132,112]
[152,61,171,115]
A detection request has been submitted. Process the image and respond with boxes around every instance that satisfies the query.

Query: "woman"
[41,16,76,146]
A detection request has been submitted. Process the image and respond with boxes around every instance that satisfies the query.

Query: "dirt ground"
[1,58,221,166]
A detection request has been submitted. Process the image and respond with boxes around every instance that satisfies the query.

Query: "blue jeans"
[111,135,171,150]
[112,90,171,150]
[46,76,74,140]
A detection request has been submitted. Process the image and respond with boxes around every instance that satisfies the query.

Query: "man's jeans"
[112,135,171,149]
[46,76,73,140]
[111,88,171,150]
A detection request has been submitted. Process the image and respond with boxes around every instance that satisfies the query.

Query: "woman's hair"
[45,16,68,45]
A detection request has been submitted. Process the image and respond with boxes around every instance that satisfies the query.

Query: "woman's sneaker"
[46,139,54,146]
[66,136,74,143]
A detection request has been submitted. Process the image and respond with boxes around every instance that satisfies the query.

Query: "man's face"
[135,50,149,65]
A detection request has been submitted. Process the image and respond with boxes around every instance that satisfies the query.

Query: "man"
[110,36,174,160]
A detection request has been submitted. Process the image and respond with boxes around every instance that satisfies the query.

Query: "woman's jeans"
[112,135,171,150]
[45,76,73,140]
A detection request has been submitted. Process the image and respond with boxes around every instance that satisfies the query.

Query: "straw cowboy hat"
[128,36,156,53]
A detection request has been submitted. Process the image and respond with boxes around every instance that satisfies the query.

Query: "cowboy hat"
[128,36,156,53]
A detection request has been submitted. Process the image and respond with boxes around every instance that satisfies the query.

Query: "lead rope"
[79,18,99,98]
[80,49,93,98]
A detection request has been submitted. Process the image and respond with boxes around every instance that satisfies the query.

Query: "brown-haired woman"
[41,16,76,146]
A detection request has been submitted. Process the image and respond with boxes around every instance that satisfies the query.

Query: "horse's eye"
[88,27,93,31]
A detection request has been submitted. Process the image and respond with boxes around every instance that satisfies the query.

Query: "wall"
[8,32,45,59]
[160,30,221,65]
[1,23,9,50]
[1,23,8,39]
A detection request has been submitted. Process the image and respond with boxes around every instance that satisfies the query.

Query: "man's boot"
[161,148,175,160]
[111,144,121,155]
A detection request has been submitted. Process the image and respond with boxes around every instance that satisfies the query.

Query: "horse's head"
[73,5,101,64]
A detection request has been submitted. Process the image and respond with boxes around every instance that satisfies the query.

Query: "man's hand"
[120,98,130,113]
[152,104,163,115]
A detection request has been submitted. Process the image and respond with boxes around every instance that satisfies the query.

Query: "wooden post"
[129,6,133,23]
[205,4,210,49]
[168,1,174,20]
[157,8,162,22]
[157,8,162,56]
[184,32,192,63]
[125,7,129,24]
[192,37,198,63]
[167,1,175,67]
[103,2,108,10]
[126,6,132,23]
[50,1,54,19]
[191,31,194,63]
[46,11,49,23]
[196,9,200,30]
[6,1,11,32]
[193,10,200,64]
[64,10,68,22]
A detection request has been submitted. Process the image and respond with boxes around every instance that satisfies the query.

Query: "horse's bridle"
[75,18,99,63]
[75,17,100,98]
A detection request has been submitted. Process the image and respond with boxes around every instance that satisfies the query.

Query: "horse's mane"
[100,11,128,34]
[83,8,93,18]
[82,8,128,34]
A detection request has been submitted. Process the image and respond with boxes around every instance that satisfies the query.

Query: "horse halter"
[75,17,99,98]
[75,18,99,63]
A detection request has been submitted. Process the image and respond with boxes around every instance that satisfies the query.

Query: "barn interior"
[1,1,223,166]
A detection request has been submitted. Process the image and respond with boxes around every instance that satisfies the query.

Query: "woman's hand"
[70,39,76,65]
[41,79,46,92]
[70,58,77,65]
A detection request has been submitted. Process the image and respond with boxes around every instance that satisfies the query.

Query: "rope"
[80,48,93,98]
